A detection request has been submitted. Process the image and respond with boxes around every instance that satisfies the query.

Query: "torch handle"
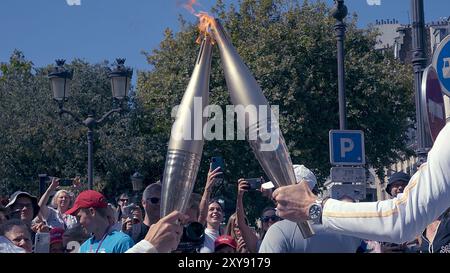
[297,221,315,238]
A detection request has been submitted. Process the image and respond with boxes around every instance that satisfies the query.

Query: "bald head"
[142,182,162,201]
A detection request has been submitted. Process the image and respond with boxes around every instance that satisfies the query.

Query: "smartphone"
[58,178,74,187]
[34,232,50,253]
[44,176,73,187]
[245,178,264,191]
[210,157,224,178]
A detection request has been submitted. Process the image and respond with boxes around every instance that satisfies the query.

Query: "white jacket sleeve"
[125,240,158,253]
[322,123,450,244]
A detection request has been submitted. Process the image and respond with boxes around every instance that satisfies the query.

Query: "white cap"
[293,165,317,190]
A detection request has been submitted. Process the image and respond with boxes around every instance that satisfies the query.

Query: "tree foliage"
[136,0,414,222]
[1,0,415,224]
[0,52,152,201]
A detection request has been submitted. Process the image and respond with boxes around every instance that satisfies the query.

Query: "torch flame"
[196,12,216,43]
[182,0,216,44]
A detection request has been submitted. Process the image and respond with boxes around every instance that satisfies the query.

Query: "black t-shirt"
[420,216,450,253]
[135,223,150,243]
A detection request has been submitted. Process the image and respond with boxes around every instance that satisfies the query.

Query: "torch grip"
[297,221,315,239]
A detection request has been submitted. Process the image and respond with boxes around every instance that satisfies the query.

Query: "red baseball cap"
[65,190,108,216]
[214,235,237,250]
[50,227,65,245]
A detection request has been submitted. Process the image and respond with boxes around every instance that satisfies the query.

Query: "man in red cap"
[66,190,135,253]
[214,235,237,253]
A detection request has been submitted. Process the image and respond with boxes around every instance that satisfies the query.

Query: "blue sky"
[1,0,450,77]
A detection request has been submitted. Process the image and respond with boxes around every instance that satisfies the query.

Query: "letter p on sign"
[330,130,365,165]
[340,138,354,158]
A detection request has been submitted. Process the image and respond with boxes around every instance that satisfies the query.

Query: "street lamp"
[130,171,144,192]
[410,0,432,167]
[331,0,348,130]
[49,58,133,190]
[130,171,144,204]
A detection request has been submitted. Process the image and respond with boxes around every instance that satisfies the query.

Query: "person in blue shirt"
[66,190,134,253]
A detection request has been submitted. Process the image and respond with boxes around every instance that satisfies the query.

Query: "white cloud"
[366,0,381,5]
[66,0,81,6]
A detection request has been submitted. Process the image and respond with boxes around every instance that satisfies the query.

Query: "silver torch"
[160,36,213,218]
[210,19,314,238]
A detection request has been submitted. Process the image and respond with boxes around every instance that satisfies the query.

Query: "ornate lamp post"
[49,59,133,190]
[411,0,431,167]
[130,171,144,203]
[331,0,348,130]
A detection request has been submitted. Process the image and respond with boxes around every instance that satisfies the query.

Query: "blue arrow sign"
[329,130,365,165]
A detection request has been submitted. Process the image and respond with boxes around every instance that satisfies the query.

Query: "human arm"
[38,177,59,220]
[198,165,222,225]
[274,124,450,243]
[235,179,260,253]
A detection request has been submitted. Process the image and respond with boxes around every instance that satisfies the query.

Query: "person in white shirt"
[260,166,362,253]
[38,177,78,230]
[273,123,450,244]
[198,200,224,253]
[197,164,224,253]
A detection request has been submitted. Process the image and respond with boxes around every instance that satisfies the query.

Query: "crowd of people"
[1,123,450,253]
[1,160,449,254]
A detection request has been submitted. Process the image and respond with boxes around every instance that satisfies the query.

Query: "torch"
[210,19,314,238]
[160,36,213,218]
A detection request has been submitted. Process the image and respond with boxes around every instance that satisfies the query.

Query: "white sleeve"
[322,123,450,244]
[125,240,158,253]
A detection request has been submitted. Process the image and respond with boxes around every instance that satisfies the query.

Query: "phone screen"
[246,178,263,190]
[59,179,73,187]
[211,157,224,170]
[210,157,224,178]
[34,232,50,253]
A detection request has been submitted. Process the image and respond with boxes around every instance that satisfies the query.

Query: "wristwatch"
[307,198,323,225]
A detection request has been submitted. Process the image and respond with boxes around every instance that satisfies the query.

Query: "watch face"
[309,204,322,220]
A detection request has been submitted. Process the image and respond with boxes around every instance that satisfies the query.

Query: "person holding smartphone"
[38,177,79,230]
[198,160,224,253]
[235,178,279,253]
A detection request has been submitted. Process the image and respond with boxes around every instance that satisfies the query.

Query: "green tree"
[136,0,415,223]
[0,53,149,201]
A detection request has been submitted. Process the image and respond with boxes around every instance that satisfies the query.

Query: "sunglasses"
[147,197,160,204]
[261,215,280,223]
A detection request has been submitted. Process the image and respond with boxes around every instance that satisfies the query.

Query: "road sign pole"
[329,130,367,200]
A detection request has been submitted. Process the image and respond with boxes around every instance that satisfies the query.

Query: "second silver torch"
[211,19,314,238]
[160,37,213,218]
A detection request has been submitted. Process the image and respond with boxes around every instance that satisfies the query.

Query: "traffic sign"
[421,65,446,143]
[432,35,450,97]
[330,167,366,183]
[329,183,366,201]
[329,130,365,165]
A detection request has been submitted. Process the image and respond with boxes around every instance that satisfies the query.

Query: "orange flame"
[196,12,215,43]
[182,0,215,44]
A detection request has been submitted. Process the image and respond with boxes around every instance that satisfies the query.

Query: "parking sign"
[329,130,365,165]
